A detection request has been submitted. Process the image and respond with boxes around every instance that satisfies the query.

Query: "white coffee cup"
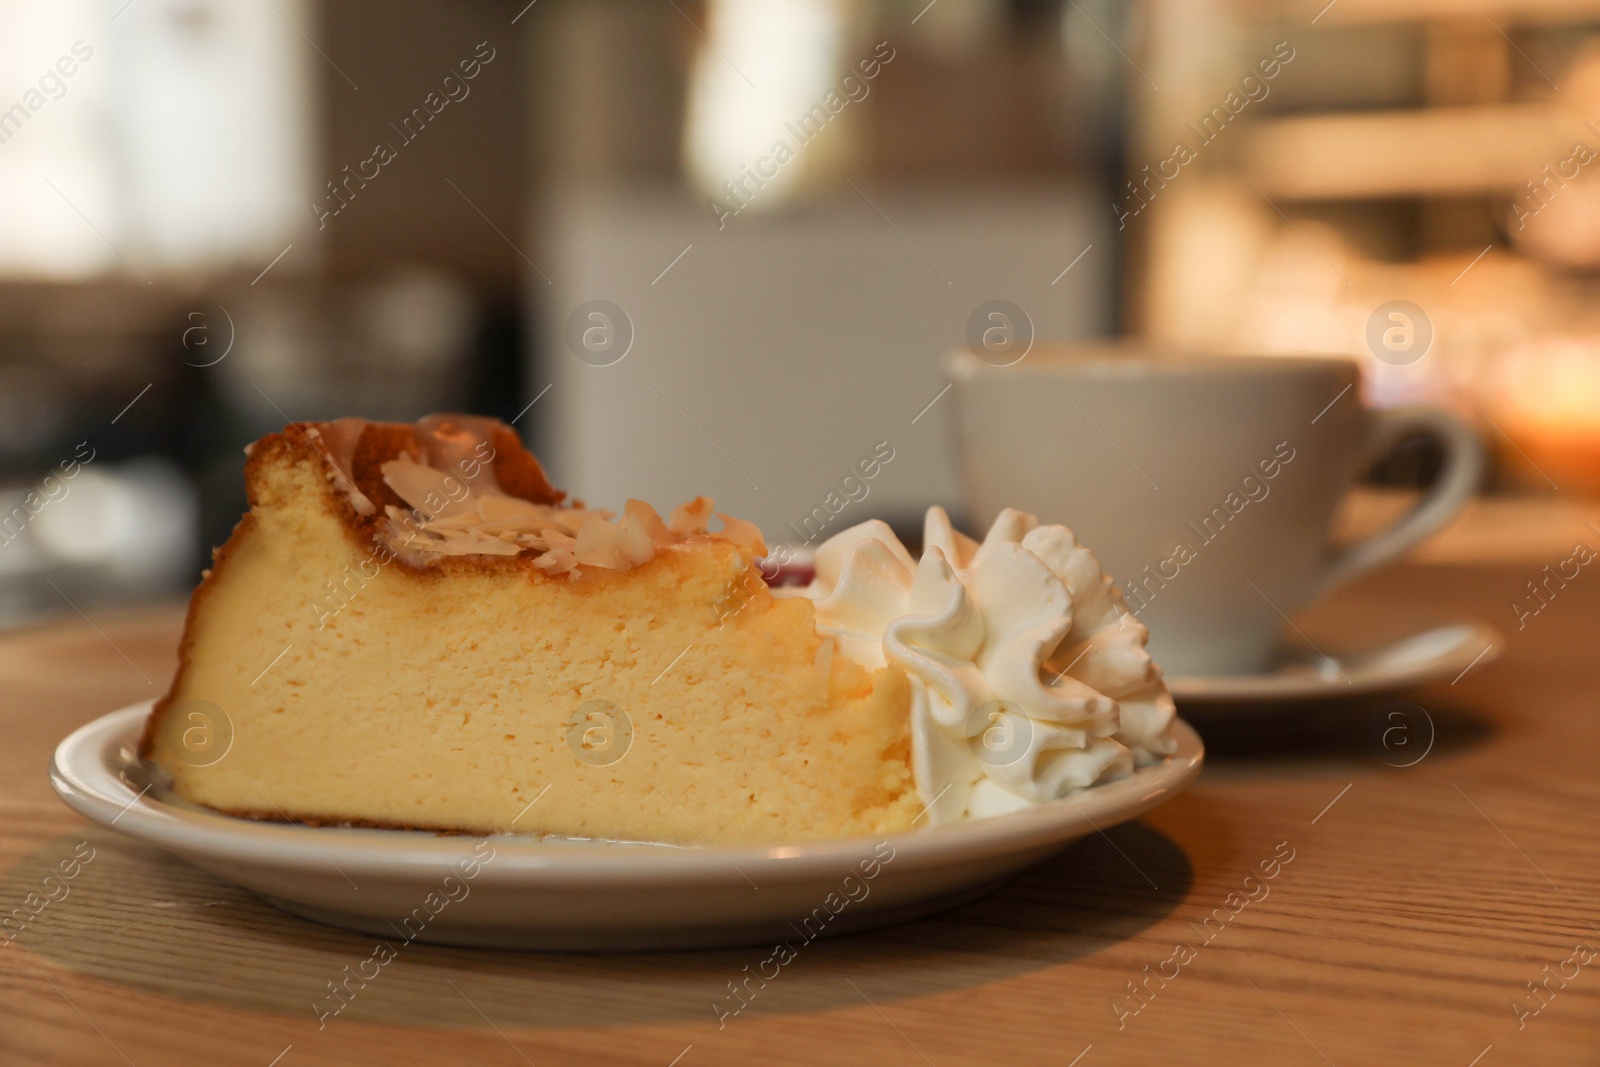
[946,346,1484,678]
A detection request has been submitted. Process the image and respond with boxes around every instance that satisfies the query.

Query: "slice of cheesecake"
[141,416,918,845]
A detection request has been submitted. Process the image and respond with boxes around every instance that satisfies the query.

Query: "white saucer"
[50,703,1203,951]
[1167,613,1501,705]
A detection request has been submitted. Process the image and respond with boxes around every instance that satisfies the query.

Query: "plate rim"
[51,702,1204,884]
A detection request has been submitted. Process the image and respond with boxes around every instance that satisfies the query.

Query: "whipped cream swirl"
[782,507,1176,824]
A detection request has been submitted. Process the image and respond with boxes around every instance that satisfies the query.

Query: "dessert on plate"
[142,415,1174,845]
[780,509,1176,825]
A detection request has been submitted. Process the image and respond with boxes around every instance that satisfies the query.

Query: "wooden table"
[3,558,1598,1065]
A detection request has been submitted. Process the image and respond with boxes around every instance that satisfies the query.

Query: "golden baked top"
[247,414,764,577]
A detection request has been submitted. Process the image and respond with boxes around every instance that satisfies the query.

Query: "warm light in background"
[681,0,859,212]
[0,0,314,280]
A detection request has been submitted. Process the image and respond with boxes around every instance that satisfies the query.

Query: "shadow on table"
[4,821,1191,1031]
[1180,694,1494,770]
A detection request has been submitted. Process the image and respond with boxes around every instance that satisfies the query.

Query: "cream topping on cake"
[780,507,1176,824]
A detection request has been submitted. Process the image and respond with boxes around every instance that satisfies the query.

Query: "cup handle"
[1312,405,1485,597]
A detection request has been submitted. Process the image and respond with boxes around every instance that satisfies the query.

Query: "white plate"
[51,703,1204,951]
[1168,614,1501,705]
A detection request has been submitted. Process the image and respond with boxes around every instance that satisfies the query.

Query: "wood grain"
[2,553,1598,1065]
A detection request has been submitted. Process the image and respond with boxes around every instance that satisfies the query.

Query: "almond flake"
[669,496,715,536]
[715,512,767,558]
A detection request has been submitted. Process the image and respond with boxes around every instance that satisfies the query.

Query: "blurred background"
[1,0,1594,623]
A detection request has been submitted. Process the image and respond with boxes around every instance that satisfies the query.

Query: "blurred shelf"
[1243,104,1578,199]
[1310,0,1600,25]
